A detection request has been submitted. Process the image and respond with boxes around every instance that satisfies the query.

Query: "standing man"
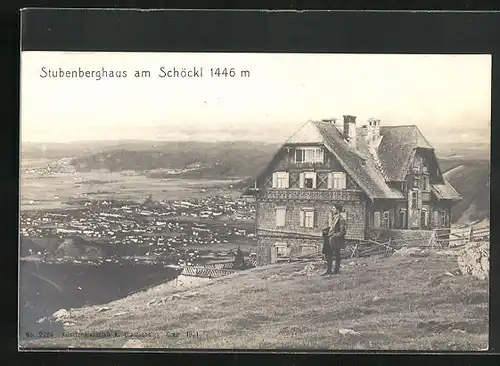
[322,204,347,275]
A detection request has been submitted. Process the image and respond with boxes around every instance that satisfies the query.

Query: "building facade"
[243,115,462,266]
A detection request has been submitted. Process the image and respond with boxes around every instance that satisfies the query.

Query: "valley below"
[18,140,490,349]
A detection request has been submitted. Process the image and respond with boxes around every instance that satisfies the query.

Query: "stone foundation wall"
[367,228,434,246]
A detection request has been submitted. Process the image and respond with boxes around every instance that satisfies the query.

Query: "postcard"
[19,45,490,350]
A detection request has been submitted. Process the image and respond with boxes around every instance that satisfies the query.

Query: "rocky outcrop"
[457,241,489,280]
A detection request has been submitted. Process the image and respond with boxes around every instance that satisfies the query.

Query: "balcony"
[262,188,363,201]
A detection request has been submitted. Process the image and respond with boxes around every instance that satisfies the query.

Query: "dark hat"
[333,203,343,212]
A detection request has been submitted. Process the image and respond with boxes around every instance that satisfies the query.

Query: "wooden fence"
[429,224,490,248]
[273,223,490,263]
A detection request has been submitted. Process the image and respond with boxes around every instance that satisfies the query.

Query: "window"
[300,208,315,228]
[295,147,324,163]
[411,191,418,208]
[382,211,390,229]
[276,245,289,258]
[272,172,289,188]
[272,243,291,262]
[399,209,407,229]
[433,210,440,226]
[373,211,381,228]
[413,176,419,188]
[421,208,429,228]
[328,172,347,190]
[275,207,286,227]
[441,211,449,227]
[299,172,316,189]
[413,155,422,171]
[423,175,430,191]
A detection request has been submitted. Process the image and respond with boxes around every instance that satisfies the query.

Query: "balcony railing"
[262,188,362,201]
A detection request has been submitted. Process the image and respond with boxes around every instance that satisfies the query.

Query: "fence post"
[428,230,436,248]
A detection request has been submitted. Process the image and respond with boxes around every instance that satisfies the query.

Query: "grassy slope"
[439,159,490,223]
[23,253,488,350]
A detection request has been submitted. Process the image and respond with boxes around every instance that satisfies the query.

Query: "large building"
[243,115,462,266]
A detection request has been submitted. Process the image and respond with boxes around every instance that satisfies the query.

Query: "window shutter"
[299,173,305,188]
[327,172,333,189]
[341,173,347,190]
[312,211,316,228]
[312,173,317,189]
[299,210,305,227]
[272,172,278,188]
[284,172,290,188]
[276,208,286,227]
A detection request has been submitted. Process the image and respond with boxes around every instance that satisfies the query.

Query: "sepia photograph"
[19,51,490,350]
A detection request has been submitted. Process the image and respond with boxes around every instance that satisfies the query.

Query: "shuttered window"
[272,172,289,188]
[328,172,346,190]
[300,208,315,228]
[299,172,316,189]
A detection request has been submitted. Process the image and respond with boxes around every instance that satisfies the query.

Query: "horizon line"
[21,138,490,146]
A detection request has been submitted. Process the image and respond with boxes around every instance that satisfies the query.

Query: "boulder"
[393,247,429,257]
[52,308,70,322]
[457,241,489,280]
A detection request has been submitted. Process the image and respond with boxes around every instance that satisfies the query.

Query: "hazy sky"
[20,52,491,144]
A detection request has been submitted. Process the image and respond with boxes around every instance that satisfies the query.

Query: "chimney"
[366,118,381,146]
[322,118,338,124]
[343,115,357,148]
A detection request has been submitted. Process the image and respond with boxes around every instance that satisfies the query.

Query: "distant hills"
[65,141,281,179]
[439,158,490,224]
[21,139,489,223]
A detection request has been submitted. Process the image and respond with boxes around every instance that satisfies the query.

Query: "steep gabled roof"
[312,121,403,200]
[243,120,404,200]
[431,180,462,201]
[357,125,434,182]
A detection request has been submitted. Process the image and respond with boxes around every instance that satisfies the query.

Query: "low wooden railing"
[429,224,489,248]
